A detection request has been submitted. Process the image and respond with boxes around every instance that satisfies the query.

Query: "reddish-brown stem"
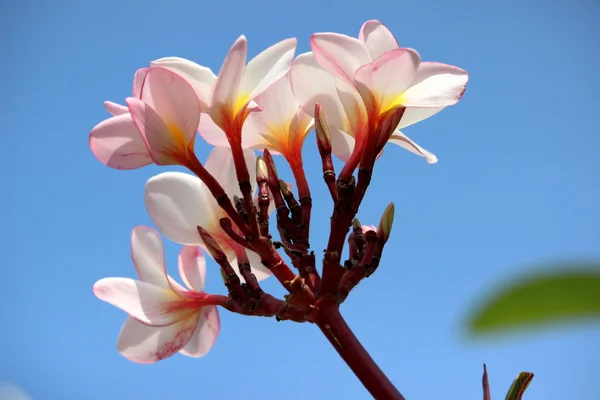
[353,166,374,213]
[482,364,491,400]
[250,237,304,295]
[320,178,357,295]
[289,157,312,239]
[338,231,377,303]
[315,299,405,400]
[256,162,271,238]
[187,155,250,236]
[219,218,251,249]
[228,138,260,239]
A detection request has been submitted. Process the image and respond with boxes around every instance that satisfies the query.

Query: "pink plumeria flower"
[291,20,469,164]
[144,147,272,281]
[90,66,203,170]
[93,226,220,364]
[151,36,297,146]
[241,73,314,164]
[89,68,152,169]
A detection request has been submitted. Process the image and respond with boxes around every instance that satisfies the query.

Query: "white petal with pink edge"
[93,278,187,326]
[138,67,200,142]
[131,226,169,288]
[290,52,352,132]
[401,62,469,107]
[310,33,371,83]
[133,68,149,99]
[104,101,129,116]
[179,305,220,357]
[126,98,186,166]
[198,114,230,147]
[329,127,357,162]
[358,20,399,60]
[150,57,217,109]
[89,113,152,170]
[398,106,446,129]
[210,36,247,115]
[239,38,297,100]
[144,172,212,246]
[178,246,207,292]
[117,316,198,363]
[388,132,438,164]
[354,48,420,113]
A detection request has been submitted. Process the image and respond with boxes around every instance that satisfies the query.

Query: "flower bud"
[377,203,395,243]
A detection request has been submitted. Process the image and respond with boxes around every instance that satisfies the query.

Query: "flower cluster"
[90,19,468,370]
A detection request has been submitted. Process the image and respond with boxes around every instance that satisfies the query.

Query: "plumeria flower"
[93,226,220,363]
[144,146,272,281]
[90,66,203,170]
[291,20,469,164]
[89,68,152,169]
[241,73,314,165]
[151,36,297,146]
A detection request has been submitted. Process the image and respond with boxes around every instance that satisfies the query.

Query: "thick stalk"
[315,301,405,400]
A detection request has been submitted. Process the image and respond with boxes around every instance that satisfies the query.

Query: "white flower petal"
[93,278,185,326]
[240,38,297,100]
[358,20,400,60]
[178,246,207,292]
[117,315,198,363]
[150,57,217,109]
[145,172,212,245]
[179,306,220,358]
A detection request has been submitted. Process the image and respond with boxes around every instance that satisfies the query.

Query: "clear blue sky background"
[1,0,599,399]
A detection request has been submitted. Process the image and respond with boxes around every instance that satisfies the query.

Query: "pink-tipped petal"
[389,132,438,164]
[310,33,371,82]
[126,98,185,166]
[178,246,206,292]
[93,278,185,326]
[211,35,247,116]
[329,127,357,162]
[290,52,352,132]
[179,306,220,357]
[130,226,169,288]
[139,67,200,146]
[117,316,198,364]
[198,113,230,147]
[133,68,149,99]
[399,106,446,129]
[104,101,129,116]
[354,48,420,112]
[401,62,469,107]
[144,172,211,246]
[89,113,152,170]
[239,38,297,100]
[150,58,217,109]
[358,20,399,60]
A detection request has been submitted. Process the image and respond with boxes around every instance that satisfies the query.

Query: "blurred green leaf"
[469,265,600,335]
[505,372,534,400]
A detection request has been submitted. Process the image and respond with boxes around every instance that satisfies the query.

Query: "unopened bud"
[197,226,227,261]
[377,203,395,243]
[256,156,268,182]
[262,148,280,185]
[314,103,332,153]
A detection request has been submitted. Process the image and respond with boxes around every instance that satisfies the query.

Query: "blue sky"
[1,0,599,399]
